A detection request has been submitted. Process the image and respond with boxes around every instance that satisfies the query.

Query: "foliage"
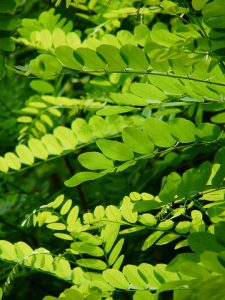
[0,0,225,299]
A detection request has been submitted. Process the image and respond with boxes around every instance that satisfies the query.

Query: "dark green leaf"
[188,232,225,254]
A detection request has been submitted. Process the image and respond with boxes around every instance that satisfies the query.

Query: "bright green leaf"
[122,127,154,154]
[65,171,107,187]
[76,259,107,270]
[143,118,176,147]
[96,139,134,161]
[78,152,114,170]
[142,231,164,251]
[103,269,129,289]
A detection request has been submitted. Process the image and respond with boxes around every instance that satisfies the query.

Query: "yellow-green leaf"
[97,139,134,161]
[4,152,21,170]
[60,199,72,215]
[16,145,35,165]
[103,269,129,289]
[76,259,107,270]
[142,231,164,251]
[54,126,77,150]
[47,223,66,230]
[108,239,124,266]
[28,138,48,160]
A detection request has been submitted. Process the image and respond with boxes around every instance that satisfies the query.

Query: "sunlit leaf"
[96,139,134,161]
[78,152,114,170]
[103,269,129,289]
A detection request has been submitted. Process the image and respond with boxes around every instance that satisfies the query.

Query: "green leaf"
[53,126,77,149]
[17,116,32,123]
[67,206,79,225]
[41,134,63,155]
[192,0,209,10]
[62,288,84,300]
[157,220,174,231]
[54,233,73,241]
[159,172,181,204]
[134,24,150,46]
[108,239,124,266]
[169,118,196,143]
[101,223,120,254]
[122,127,154,154]
[47,223,67,230]
[142,231,164,251]
[177,162,212,197]
[175,221,191,234]
[96,139,134,161]
[188,232,225,254]
[53,257,71,279]
[76,259,107,270]
[120,44,149,70]
[113,254,124,270]
[201,251,225,276]
[158,280,193,294]
[143,118,176,147]
[28,138,49,160]
[103,269,129,289]
[0,240,17,260]
[71,242,104,257]
[30,80,54,94]
[74,232,102,246]
[195,123,221,142]
[50,194,64,209]
[110,93,147,106]
[60,199,72,215]
[64,171,107,187]
[123,265,147,289]
[15,145,35,165]
[0,288,2,300]
[116,160,137,172]
[105,205,121,222]
[55,46,83,70]
[97,45,127,71]
[138,213,157,226]
[121,197,138,223]
[71,118,92,143]
[211,112,225,124]
[156,233,180,245]
[29,54,62,79]
[75,47,106,70]
[96,105,135,116]
[4,152,21,170]
[133,291,154,300]
[0,157,8,173]
[151,29,184,48]
[167,253,199,273]
[78,152,114,170]
[14,241,33,260]
[130,83,167,101]
[138,263,161,289]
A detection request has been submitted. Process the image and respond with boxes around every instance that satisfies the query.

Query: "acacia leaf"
[96,139,134,161]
